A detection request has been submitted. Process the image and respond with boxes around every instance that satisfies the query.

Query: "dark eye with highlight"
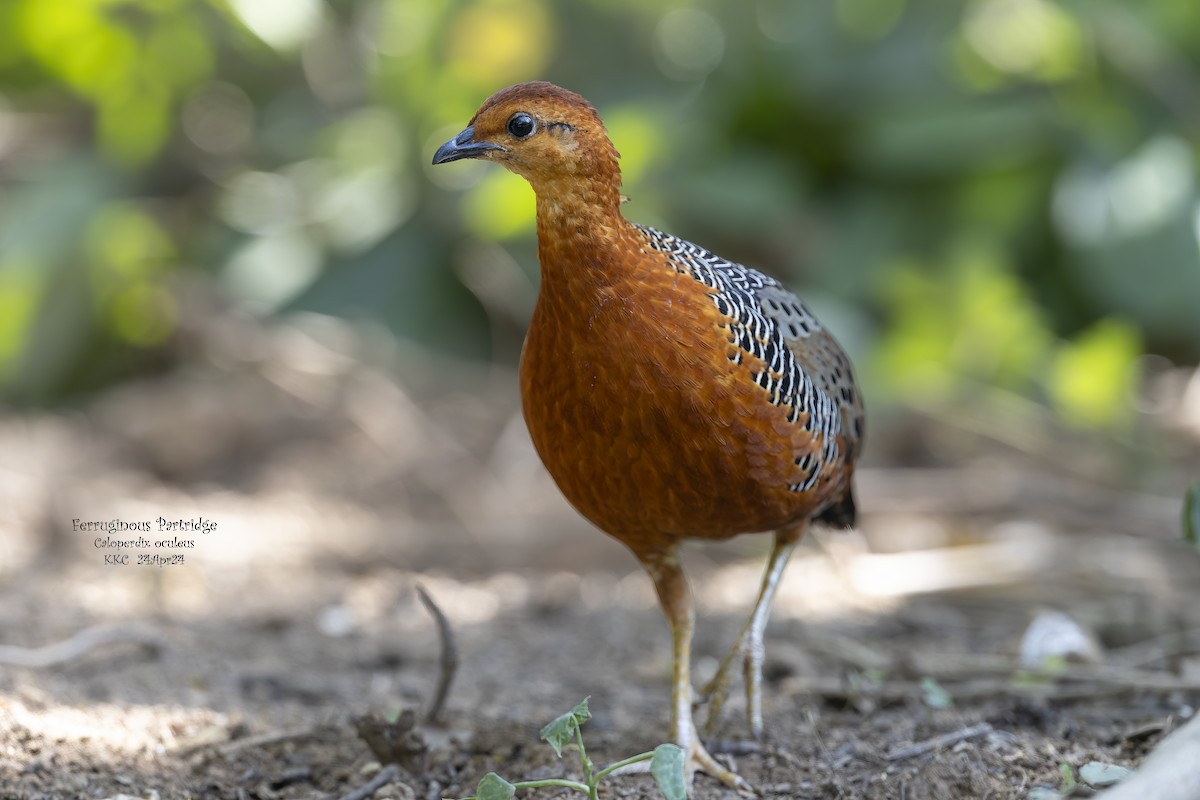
[507,113,536,139]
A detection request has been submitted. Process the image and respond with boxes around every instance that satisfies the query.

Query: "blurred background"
[0,0,1198,426]
[1,0,1198,651]
[2,1,1200,797]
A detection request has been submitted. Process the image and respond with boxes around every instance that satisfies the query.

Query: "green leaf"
[919,676,954,709]
[1184,481,1200,549]
[1058,762,1077,793]
[650,743,687,800]
[1079,761,1132,787]
[475,772,516,800]
[538,697,591,757]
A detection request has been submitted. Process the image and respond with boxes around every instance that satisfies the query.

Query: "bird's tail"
[816,487,856,529]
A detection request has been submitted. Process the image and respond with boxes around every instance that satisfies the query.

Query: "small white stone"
[1018,610,1102,667]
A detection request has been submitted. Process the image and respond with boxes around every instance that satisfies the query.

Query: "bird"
[432,81,864,793]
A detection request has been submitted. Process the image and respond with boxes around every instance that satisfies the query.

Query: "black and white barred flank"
[636,224,843,493]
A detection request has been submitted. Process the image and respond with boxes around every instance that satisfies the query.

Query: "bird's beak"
[432,126,505,165]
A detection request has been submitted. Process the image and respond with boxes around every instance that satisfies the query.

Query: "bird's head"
[432,81,622,210]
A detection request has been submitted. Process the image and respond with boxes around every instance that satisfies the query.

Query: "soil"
[1,312,1198,800]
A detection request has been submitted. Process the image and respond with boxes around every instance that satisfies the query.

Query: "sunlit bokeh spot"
[218,171,302,235]
[314,165,414,252]
[654,7,726,81]
[17,0,136,97]
[1106,136,1193,236]
[182,81,255,155]
[1054,135,1195,245]
[229,0,323,52]
[222,232,323,313]
[448,0,553,89]
[963,0,1083,81]
[1048,318,1141,428]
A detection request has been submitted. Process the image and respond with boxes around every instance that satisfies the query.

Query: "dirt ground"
[1,310,1198,800]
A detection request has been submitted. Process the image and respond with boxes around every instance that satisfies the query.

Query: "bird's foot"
[608,738,754,797]
[687,739,755,797]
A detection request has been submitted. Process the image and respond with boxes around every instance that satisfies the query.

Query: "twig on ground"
[336,764,403,800]
[792,642,1200,701]
[271,766,314,789]
[885,722,994,762]
[217,727,323,756]
[1108,626,1200,668]
[910,653,1200,693]
[0,625,163,668]
[783,663,1200,706]
[415,583,458,724]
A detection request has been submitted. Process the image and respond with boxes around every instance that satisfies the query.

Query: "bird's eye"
[507,113,536,139]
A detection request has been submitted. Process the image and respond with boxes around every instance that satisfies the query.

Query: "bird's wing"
[753,283,865,462]
[635,225,864,491]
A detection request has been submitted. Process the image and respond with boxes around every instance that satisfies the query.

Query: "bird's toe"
[688,741,756,797]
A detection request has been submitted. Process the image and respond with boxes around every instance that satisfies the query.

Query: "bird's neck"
[535,199,643,307]
[533,180,634,288]
[533,174,623,224]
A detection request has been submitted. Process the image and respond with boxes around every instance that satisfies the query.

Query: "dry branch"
[415,583,458,724]
[217,728,324,756]
[796,634,1200,700]
[885,722,994,761]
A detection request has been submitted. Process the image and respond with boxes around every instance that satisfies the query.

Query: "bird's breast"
[519,257,839,553]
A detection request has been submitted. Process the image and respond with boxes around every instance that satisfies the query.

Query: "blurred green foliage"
[0,0,1197,434]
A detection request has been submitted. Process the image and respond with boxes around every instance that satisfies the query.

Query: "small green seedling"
[1026,761,1092,800]
[451,698,686,800]
[919,676,954,709]
[1058,762,1078,794]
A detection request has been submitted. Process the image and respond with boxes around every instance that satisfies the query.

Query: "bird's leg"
[700,524,805,739]
[642,549,754,797]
